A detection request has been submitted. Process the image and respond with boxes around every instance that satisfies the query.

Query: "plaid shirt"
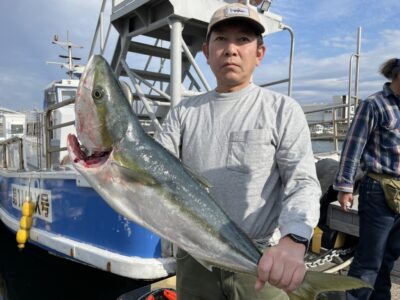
[334,83,400,193]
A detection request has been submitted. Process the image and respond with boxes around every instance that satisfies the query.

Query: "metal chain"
[305,248,354,269]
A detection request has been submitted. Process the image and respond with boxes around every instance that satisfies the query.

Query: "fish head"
[67,54,129,170]
[74,54,117,152]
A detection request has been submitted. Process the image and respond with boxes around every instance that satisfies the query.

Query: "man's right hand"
[255,236,306,293]
[338,191,353,212]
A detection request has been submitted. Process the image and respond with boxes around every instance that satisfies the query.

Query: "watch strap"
[286,234,309,252]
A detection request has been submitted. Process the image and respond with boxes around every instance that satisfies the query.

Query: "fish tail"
[288,271,372,300]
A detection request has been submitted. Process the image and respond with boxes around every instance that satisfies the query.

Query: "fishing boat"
[0,38,176,284]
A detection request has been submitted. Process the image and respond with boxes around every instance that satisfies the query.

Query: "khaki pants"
[176,249,289,300]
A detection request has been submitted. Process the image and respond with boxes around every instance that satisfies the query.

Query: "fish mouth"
[67,134,110,168]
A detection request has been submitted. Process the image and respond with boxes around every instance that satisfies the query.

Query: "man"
[334,57,400,300]
[155,3,321,299]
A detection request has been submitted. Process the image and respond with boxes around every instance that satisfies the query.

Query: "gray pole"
[282,25,295,97]
[169,17,183,107]
[354,27,362,106]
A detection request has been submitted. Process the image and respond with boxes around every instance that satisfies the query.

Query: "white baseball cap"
[206,3,265,39]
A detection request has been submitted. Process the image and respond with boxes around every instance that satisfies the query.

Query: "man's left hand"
[255,235,306,293]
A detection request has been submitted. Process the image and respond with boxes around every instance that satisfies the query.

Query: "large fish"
[67,55,370,299]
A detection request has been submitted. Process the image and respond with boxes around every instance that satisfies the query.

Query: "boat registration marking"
[11,184,53,222]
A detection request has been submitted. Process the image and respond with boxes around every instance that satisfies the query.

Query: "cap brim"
[207,17,265,39]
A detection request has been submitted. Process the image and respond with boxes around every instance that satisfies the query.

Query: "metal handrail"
[88,0,112,59]
[347,27,362,127]
[303,28,362,153]
[304,101,358,153]
[44,98,75,169]
[283,25,295,96]
[259,25,295,97]
[139,39,167,96]
[304,102,351,114]
[181,39,211,92]
[121,60,163,132]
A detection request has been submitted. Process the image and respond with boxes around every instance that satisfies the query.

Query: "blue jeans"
[347,176,400,300]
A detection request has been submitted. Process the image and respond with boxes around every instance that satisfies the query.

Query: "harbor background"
[312,140,343,154]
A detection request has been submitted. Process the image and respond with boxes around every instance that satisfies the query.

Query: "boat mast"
[46,31,83,79]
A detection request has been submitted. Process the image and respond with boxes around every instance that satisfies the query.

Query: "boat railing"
[0,136,24,170]
[306,27,362,154]
[347,27,362,125]
[260,25,295,97]
[44,98,75,169]
[88,0,112,59]
[304,102,357,153]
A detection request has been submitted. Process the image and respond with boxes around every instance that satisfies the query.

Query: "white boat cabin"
[0,80,78,171]
[23,79,78,170]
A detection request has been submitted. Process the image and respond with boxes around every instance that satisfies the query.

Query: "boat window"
[45,89,57,107]
[26,123,39,137]
[11,124,23,135]
[61,89,76,101]
[44,87,76,109]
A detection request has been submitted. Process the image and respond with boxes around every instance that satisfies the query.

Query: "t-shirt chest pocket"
[226,129,275,173]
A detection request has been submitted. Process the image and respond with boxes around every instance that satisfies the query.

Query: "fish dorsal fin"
[111,154,158,186]
[288,271,372,300]
[182,163,213,190]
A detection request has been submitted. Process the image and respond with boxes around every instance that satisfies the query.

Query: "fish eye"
[92,87,105,100]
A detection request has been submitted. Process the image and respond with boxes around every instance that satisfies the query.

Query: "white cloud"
[255,26,400,105]
[320,34,356,50]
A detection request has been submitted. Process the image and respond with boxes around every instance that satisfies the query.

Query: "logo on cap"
[224,7,250,17]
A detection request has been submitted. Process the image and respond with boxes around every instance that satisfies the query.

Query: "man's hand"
[255,235,306,293]
[338,191,353,212]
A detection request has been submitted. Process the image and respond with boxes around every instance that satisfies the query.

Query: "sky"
[0,0,399,112]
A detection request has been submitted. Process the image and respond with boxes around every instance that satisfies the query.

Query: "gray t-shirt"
[155,83,320,241]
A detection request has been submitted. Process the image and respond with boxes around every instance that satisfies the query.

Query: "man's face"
[203,23,265,93]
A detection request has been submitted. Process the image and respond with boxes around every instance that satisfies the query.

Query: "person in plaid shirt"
[334,57,400,300]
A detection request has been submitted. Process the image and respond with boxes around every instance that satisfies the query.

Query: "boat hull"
[0,169,175,279]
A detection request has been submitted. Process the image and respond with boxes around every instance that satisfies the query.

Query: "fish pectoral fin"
[182,163,213,190]
[111,162,158,186]
[287,271,372,300]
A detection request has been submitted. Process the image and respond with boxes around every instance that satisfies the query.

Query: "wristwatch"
[286,234,309,251]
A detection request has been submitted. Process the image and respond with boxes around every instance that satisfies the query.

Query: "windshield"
[61,89,76,101]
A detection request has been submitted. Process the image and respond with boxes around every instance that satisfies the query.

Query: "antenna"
[46,31,84,79]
